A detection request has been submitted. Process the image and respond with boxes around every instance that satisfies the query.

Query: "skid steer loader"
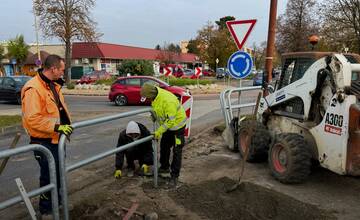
[239,52,360,183]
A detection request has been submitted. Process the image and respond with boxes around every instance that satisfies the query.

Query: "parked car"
[76,70,111,84]
[181,69,198,79]
[216,68,229,79]
[109,76,189,106]
[253,71,263,86]
[0,76,32,104]
[202,69,215,77]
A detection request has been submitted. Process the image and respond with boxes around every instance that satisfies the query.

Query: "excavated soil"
[7,124,349,219]
[66,125,337,220]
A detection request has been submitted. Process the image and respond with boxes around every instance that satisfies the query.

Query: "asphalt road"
[0,89,259,215]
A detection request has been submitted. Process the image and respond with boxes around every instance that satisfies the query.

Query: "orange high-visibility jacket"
[21,74,71,144]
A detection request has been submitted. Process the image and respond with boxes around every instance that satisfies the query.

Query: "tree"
[155,44,161,50]
[155,43,182,64]
[215,16,235,30]
[194,20,237,69]
[0,45,5,76]
[117,60,154,76]
[7,35,29,73]
[276,0,319,53]
[320,0,360,53]
[167,43,181,53]
[34,0,101,83]
[186,39,200,54]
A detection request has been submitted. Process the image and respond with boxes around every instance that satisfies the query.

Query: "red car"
[109,76,189,106]
[76,70,111,84]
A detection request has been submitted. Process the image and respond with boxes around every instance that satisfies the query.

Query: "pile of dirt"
[170,177,336,220]
[66,125,337,220]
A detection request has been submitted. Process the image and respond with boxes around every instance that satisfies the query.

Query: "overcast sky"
[0,0,287,49]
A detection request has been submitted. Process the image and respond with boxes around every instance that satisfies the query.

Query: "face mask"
[132,136,140,141]
[128,134,140,141]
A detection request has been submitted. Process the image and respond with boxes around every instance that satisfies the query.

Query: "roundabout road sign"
[227,51,253,79]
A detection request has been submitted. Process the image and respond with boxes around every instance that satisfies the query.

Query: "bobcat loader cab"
[240,52,360,183]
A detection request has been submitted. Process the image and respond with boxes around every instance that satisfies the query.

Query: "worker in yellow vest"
[140,83,186,187]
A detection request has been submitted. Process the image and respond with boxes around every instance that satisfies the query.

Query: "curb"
[0,124,24,136]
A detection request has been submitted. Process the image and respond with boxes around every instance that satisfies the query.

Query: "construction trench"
[53,125,351,219]
[3,123,359,219]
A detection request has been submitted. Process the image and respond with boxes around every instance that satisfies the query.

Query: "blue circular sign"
[227,51,253,79]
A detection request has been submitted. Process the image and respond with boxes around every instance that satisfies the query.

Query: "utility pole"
[33,0,41,68]
[265,0,277,83]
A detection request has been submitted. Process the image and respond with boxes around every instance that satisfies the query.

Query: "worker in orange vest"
[21,54,73,217]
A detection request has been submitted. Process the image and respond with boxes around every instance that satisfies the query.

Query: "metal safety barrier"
[58,107,157,220]
[0,144,60,220]
[220,86,262,126]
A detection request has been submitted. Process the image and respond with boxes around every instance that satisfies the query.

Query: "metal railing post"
[57,107,154,220]
[220,86,262,127]
[58,134,69,220]
[0,144,59,220]
[152,139,158,187]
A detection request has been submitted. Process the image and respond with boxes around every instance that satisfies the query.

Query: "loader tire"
[269,133,312,184]
[239,120,271,163]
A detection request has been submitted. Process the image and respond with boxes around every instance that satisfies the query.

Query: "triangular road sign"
[226,19,257,50]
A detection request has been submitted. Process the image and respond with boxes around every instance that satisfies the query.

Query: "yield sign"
[226,19,257,50]
[164,66,172,76]
[195,67,202,77]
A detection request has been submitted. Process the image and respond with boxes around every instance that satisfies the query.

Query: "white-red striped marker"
[164,66,172,77]
[195,67,202,77]
[181,94,193,138]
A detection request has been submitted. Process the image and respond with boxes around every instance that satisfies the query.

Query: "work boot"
[127,169,134,177]
[168,177,178,188]
[37,211,52,220]
[158,167,170,178]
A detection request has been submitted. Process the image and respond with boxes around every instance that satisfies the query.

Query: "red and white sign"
[164,66,172,77]
[324,124,342,136]
[226,19,257,50]
[195,67,202,77]
[181,94,193,138]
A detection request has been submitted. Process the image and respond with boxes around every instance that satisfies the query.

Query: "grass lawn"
[0,115,22,128]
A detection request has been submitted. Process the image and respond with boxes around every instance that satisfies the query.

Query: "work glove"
[114,169,122,178]
[154,130,162,140]
[141,164,153,176]
[56,125,73,136]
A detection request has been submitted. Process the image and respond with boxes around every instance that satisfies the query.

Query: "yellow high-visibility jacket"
[152,87,186,135]
[21,74,71,144]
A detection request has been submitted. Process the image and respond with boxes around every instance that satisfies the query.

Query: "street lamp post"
[33,0,41,68]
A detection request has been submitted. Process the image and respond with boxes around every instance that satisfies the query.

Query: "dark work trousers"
[119,146,154,170]
[31,138,61,214]
[160,126,185,178]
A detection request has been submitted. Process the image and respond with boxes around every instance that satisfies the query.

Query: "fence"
[58,107,157,220]
[0,144,60,220]
[220,86,262,126]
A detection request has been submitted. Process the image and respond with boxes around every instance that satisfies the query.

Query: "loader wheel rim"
[272,143,287,173]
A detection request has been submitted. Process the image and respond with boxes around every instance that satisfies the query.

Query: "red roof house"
[72,42,198,63]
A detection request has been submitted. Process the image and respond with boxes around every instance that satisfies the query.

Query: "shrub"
[117,60,154,76]
[66,83,75,90]
[159,76,215,86]
[0,115,22,128]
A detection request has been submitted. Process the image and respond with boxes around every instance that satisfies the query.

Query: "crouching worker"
[114,121,153,178]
